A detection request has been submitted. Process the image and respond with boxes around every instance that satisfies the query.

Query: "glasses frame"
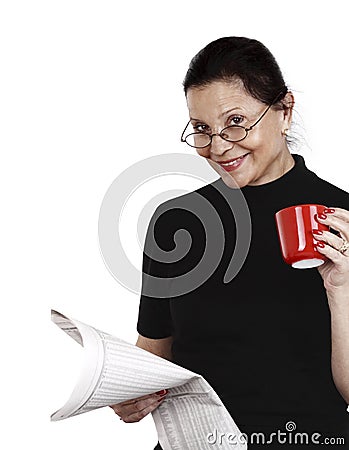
[180,89,286,149]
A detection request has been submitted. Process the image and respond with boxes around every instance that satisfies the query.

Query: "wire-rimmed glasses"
[180,89,286,149]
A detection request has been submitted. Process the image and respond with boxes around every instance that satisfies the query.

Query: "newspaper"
[51,310,247,450]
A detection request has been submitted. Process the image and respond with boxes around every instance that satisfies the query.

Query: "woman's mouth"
[215,153,250,172]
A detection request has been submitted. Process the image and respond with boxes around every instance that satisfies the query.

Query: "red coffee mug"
[275,204,329,269]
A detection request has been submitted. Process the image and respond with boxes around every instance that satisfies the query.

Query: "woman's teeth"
[221,154,246,166]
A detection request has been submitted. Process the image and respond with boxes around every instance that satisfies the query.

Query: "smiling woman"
[110,37,349,450]
[181,36,296,190]
[184,79,295,187]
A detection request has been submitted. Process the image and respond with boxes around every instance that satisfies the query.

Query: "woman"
[110,37,349,449]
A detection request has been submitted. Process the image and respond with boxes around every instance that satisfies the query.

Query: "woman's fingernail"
[316,241,325,248]
[323,208,335,214]
[312,229,323,235]
[156,389,167,396]
[318,213,327,220]
[158,396,166,402]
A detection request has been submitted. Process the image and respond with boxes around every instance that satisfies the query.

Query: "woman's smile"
[212,152,250,172]
[186,80,294,187]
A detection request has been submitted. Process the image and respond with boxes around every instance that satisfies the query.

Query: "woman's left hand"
[313,207,349,296]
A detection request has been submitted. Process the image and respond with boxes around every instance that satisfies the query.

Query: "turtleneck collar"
[211,153,314,209]
[213,153,309,195]
[241,153,307,193]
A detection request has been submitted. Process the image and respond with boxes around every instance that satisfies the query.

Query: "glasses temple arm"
[246,103,273,131]
[246,89,286,131]
[180,119,191,141]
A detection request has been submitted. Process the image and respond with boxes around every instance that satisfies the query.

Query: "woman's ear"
[282,91,295,123]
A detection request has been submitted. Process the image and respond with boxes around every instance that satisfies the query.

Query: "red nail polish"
[323,208,335,214]
[318,213,327,220]
[156,389,167,396]
[312,229,323,235]
[316,242,325,248]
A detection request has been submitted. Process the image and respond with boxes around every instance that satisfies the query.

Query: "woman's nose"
[209,134,235,156]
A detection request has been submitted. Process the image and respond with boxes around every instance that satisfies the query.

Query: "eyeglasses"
[180,90,286,149]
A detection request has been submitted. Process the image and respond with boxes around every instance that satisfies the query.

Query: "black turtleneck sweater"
[137,154,349,449]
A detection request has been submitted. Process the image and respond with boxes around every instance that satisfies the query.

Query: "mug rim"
[275,203,327,217]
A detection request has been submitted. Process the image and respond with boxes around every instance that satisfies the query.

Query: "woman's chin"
[216,166,249,189]
[219,173,241,189]
[208,158,250,189]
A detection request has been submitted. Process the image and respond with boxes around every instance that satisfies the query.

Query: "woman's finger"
[117,393,158,407]
[122,396,166,423]
[316,211,349,242]
[312,229,347,253]
[327,207,349,223]
[315,241,347,265]
[110,395,158,415]
[110,390,168,417]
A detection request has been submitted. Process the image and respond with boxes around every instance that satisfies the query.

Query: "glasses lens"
[185,133,211,148]
[221,126,247,142]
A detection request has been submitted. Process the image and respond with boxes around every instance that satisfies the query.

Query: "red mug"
[275,204,329,269]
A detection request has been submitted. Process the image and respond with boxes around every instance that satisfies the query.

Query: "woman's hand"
[313,207,349,298]
[109,390,167,423]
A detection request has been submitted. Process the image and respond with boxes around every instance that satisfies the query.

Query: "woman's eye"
[193,124,209,133]
[229,115,244,126]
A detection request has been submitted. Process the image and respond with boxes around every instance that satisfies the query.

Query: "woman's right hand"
[109,389,168,423]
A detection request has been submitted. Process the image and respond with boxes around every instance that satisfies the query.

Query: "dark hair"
[183,36,288,106]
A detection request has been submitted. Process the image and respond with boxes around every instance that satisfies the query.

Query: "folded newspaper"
[51,310,247,450]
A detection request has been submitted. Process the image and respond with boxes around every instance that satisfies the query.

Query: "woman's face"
[185,80,294,188]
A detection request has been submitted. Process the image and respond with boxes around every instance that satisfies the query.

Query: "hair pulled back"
[183,37,288,105]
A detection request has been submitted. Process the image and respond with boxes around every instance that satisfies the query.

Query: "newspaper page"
[51,310,247,449]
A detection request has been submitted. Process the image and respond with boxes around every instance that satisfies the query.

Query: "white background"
[1,1,348,449]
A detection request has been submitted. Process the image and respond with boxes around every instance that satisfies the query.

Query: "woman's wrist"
[327,287,349,312]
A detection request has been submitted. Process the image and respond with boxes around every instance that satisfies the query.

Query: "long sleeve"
[136,204,173,339]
